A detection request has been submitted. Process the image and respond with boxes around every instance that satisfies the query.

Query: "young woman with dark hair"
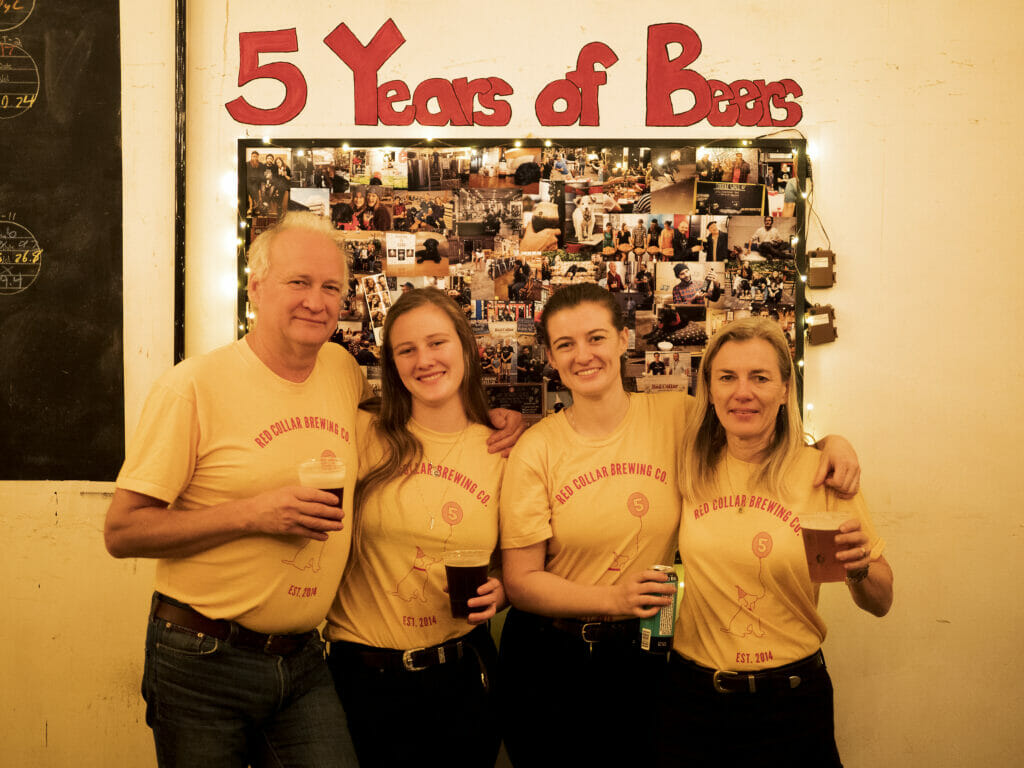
[498,283,688,766]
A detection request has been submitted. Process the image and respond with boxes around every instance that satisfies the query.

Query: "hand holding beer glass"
[443,549,504,623]
[801,513,873,582]
[290,455,347,539]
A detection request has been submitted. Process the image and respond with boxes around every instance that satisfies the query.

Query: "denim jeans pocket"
[153,619,221,657]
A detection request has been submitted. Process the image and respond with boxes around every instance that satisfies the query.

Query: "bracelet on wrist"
[846,564,870,584]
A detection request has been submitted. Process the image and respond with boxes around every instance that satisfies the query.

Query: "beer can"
[639,564,677,653]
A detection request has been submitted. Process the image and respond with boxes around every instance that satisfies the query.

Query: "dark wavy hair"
[354,288,491,515]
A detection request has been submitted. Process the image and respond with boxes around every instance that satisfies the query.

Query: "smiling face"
[544,301,628,400]
[709,338,789,455]
[388,304,466,418]
[248,228,345,360]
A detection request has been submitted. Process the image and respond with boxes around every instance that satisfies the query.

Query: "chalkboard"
[0,0,124,480]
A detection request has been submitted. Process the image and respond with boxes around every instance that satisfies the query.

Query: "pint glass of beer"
[801,512,850,582]
[298,455,347,508]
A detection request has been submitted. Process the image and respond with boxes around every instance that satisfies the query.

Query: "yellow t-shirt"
[117,339,366,634]
[325,414,505,649]
[500,392,691,586]
[675,447,886,670]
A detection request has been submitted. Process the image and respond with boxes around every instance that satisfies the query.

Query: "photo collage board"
[238,140,806,422]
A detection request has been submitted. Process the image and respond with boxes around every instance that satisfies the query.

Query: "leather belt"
[152,594,313,657]
[550,617,639,645]
[348,636,470,673]
[671,650,826,694]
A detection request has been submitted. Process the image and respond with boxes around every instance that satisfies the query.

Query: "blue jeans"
[142,598,357,768]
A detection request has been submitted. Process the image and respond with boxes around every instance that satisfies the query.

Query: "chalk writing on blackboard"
[0,218,42,294]
[0,0,34,33]
[0,38,38,118]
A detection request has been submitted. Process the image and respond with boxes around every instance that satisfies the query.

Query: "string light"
[544,139,552,147]
[261,135,270,144]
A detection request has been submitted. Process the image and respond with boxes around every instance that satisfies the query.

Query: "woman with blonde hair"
[658,317,893,767]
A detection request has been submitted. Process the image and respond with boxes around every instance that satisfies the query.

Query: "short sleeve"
[499,429,555,550]
[116,371,200,504]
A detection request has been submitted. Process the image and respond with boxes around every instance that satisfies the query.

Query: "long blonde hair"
[680,317,806,500]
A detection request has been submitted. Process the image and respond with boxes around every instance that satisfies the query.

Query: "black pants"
[655,651,843,768]
[499,608,668,768]
[326,625,500,768]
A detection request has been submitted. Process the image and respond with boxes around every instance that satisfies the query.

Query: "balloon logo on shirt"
[626,492,650,518]
[752,531,773,559]
[441,501,463,526]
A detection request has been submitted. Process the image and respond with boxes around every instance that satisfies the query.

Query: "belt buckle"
[712,669,740,693]
[580,622,601,644]
[402,648,429,672]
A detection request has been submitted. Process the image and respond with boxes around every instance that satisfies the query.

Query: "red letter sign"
[225,29,307,125]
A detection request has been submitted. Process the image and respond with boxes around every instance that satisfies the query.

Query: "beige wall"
[3,1,1023,765]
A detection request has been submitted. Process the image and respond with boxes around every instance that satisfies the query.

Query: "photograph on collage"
[390,190,453,234]
[467,145,543,190]
[404,146,470,190]
[456,188,523,239]
[760,150,801,217]
[649,146,697,214]
[240,139,806,418]
[244,148,292,218]
[346,147,408,188]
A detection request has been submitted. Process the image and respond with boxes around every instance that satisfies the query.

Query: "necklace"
[415,423,469,529]
[425,424,467,476]
[723,455,748,514]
